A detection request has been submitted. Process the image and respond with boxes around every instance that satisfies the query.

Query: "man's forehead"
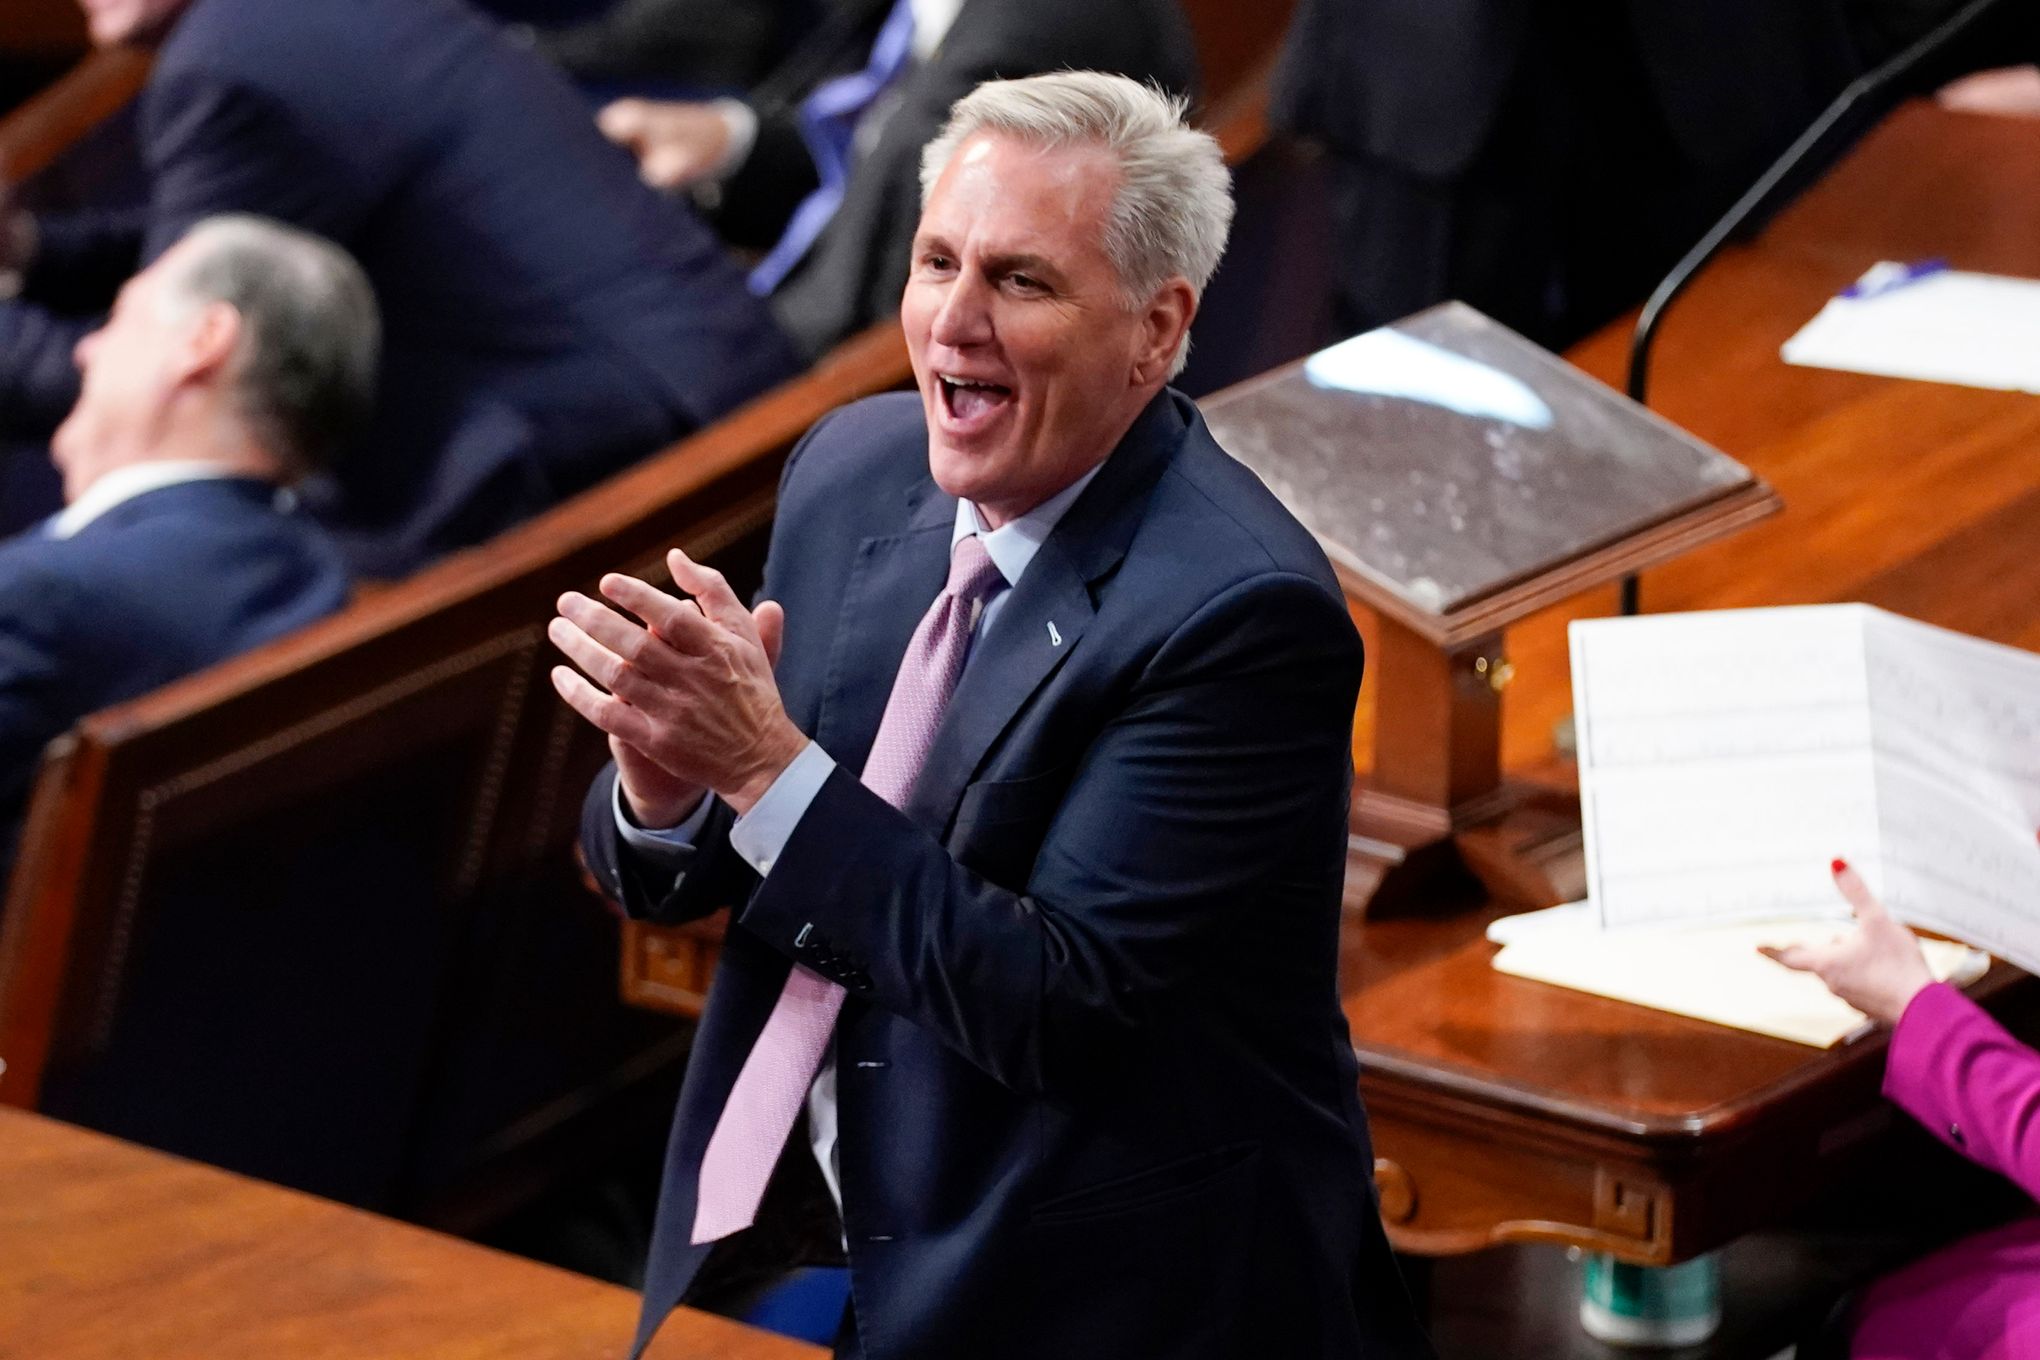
[919,134,1118,245]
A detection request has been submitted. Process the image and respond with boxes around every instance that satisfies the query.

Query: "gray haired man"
[559,73,1435,1359]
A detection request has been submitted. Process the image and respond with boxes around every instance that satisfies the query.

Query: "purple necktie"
[691,534,1004,1244]
[746,0,917,295]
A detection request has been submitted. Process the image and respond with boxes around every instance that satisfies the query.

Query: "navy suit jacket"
[0,478,349,890]
[1,0,799,572]
[581,391,1434,1359]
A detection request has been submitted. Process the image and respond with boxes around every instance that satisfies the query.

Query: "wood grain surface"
[0,1107,825,1360]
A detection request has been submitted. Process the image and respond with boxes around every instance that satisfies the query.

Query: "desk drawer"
[1365,1092,1677,1264]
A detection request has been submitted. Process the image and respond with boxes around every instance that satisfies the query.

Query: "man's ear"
[175,300,243,387]
[1132,277,1197,387]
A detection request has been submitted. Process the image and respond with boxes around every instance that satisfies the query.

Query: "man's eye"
[1006,274,1044,294]
[920,254,955,273]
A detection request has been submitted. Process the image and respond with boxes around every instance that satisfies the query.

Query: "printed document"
[1570,605,2040,973]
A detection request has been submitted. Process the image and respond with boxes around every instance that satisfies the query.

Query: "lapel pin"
[1046,621,1063,647]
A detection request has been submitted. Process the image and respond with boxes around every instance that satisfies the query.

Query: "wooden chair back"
[0,325,911,1221]
[0,45,147,182]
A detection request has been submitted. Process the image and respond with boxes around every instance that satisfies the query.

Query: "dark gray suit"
[735,0,1198,357]
[3,0,801,573]
[1271,0,1865,347]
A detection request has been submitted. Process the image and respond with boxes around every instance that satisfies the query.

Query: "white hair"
[919,71,1233,378]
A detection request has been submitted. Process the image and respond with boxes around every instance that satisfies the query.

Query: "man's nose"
[929,273,993,348]
[72,329,100,371]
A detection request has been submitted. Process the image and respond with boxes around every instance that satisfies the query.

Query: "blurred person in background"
[523,0,816,92]
[1271,0,2039,351]
[592,0,1197,358]
[0,0,799,575]
[0,215,365,890]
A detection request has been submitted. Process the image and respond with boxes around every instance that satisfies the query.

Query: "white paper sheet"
[1782,264,2040,393]
[1571,605,2040,973]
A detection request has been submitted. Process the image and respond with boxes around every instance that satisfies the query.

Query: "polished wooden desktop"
[1344,99,2040,1268]
[0,1106,825,1360]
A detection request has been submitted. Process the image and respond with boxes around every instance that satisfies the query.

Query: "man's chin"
[926,443,995,503]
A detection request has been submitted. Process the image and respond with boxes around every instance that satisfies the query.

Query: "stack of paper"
[1782,262,2040,393]
[1488,904,1988,1048]
[1571,605,2040,969]
[1490,605,2040,1046]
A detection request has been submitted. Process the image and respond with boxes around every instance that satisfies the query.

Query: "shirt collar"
[49,460,266,540]
[950,462,1105,590]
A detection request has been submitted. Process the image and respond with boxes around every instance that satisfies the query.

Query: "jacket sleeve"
[1885,980,2040,1202]
[577,761,761,924]
[707,108,819,252]
[134,68,381,264]
[0,301,93,439]
[733,570,1364,1099]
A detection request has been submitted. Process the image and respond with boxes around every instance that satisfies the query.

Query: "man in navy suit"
[0,215,359,891]
[0,0,799,573]
[554,74,1432,1358]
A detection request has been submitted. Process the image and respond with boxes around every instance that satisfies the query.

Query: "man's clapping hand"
[549,548,805,826]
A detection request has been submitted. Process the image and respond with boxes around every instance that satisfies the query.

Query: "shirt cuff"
[613,778,715,867]
[728,739,835,878]
[706,97,760,182]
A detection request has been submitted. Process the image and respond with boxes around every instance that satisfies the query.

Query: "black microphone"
[1616,0,2015,616]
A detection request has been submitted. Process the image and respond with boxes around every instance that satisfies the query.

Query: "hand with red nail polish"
[1758,858,1936,1023]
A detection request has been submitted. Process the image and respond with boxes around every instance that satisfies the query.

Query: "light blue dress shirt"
[612,463,1102,1213]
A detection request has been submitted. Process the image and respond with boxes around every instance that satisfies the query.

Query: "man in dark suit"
[0,0,799,574]
[1271,0,1869,348]
[594,0,1197,358]
[0,214,360,890]
[553,73,1432,1359]
[525,0,815,92]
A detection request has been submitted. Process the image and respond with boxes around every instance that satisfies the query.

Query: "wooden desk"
[1348,100,2040,1266]
[0,1106,825,1359]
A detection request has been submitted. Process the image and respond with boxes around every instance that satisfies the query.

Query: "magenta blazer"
[1852,982,2040,1359]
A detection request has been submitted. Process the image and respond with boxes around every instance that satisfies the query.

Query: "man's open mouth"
[938,374,1015,429]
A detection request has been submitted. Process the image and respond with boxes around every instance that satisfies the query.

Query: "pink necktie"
[691,534,1005,1244]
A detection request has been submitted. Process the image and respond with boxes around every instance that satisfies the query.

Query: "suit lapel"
[811,479,955,775]
[908,391,1191,828]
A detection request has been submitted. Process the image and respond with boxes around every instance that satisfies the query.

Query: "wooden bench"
[0,322,912,1227]
[0,45,148,182]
